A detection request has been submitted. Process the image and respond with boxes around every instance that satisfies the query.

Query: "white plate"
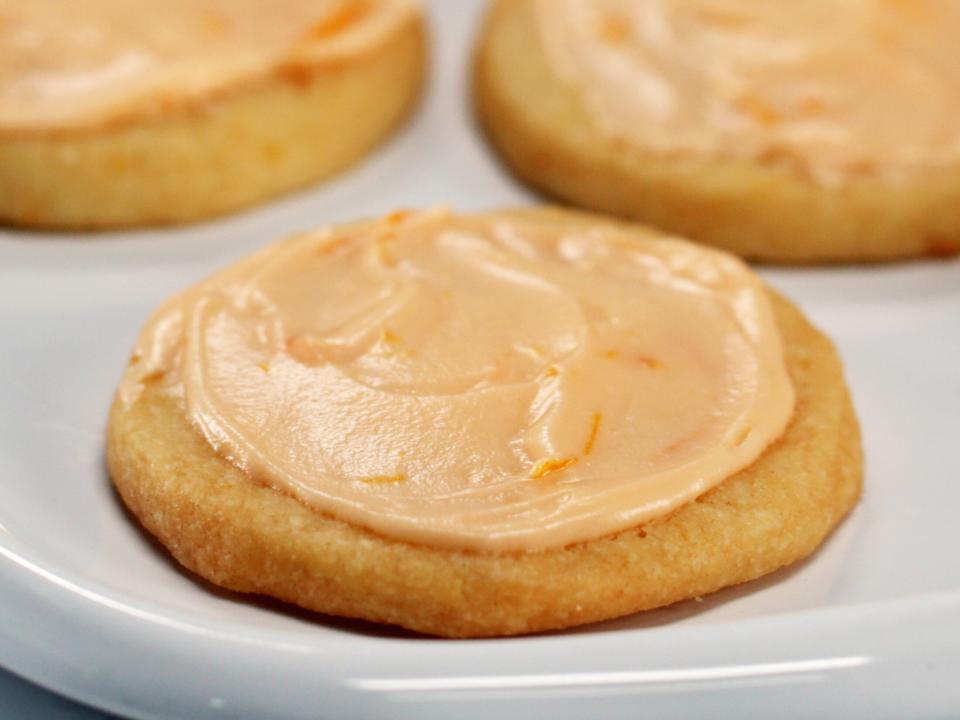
[2,2,959,718]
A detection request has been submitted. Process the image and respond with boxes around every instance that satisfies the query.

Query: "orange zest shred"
[799,97,826,117]
[736,93,781,127]
[286,335,324,365]
[304,0,370,41]
[637,355,661,369]
[545,365,559,377]
[583,412,603,456]
[315,236,345,256]
[695,9,749,28]
[360,474,406,484]
[597,15,630,44]
[385,209,412,225]
[378,328,410,356]
[529,457,578,480]
[201,12,228,36]
[139,368,166,384]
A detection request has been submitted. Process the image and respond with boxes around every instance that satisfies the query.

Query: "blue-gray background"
[1,667,117,718]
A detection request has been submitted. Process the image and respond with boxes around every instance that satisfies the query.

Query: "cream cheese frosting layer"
[0,0,415,131]
[535,0,960,185]
[121,209,795,552]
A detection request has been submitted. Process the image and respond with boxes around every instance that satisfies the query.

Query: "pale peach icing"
[121,209,795,552]
[0,0,415,132]
[535,0,960,184]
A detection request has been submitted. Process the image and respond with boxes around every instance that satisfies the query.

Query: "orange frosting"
[535,0,960,184]
[0,0,415,132]
[121,210,795,551]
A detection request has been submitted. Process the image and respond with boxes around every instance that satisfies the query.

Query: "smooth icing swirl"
[121,209,795,551]
[535,0,960,184]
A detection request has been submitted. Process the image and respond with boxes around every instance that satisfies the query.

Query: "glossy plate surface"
[1,2,959,718]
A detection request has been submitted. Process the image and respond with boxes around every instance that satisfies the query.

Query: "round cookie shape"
[107,207,863,637]
[474,0,960,262]
[0,0,425,229]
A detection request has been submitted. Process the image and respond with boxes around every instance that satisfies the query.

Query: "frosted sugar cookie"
[0,0,424,229]
[107,207,862,636]
[475,0,960,262]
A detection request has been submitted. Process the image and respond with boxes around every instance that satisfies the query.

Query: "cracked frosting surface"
[121,209,795,551]
[535,0,960,184]
[0,0,415,131]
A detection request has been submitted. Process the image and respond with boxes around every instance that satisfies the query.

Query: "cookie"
[474,0,960,262]
[107,207,862,637]
[0,0,424,229]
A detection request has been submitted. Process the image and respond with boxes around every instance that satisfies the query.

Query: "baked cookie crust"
[473,0,960,263]
[106,210,862,638]
[0,11,425,230]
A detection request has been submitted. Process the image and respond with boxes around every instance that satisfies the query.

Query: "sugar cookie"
[107,208,862,636]
[0,0,424,229]
[475,0,960,262]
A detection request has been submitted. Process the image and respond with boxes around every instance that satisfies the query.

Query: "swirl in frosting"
[535,0,960,184]
[0,0,416,131]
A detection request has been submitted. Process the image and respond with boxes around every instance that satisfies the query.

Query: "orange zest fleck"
[304,0,370,41]
[139,368,166,384]
[262,142,284,163]
[376,328,412,358]
[606,349,661,368]
[637,355,661,369]
[798,97,826,117]
[583,412,603,456]
[545,365,559,377]
[315,237,345,256]
[695,9,749,28]
[597,15,630,44]
[201,13,228,35]
[529,457,578,480]
[359,474,406,484]
[257,361,270,373]
[286,335,323,365]
[736,93,781,127]
[385,209,412,225]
